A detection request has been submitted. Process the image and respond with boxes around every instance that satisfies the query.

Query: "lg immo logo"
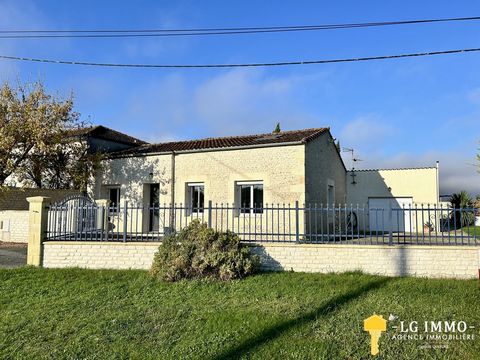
[363,314,387,355]
[363,313,476,356]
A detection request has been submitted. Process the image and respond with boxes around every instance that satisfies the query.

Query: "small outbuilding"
[346,166,440,232]
[0,188,80,243]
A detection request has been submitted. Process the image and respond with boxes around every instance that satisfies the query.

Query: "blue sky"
[0,0,479,195]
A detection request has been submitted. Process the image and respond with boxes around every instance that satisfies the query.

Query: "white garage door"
[369,197,413,232]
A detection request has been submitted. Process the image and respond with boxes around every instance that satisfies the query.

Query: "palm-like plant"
[450,191,474,228]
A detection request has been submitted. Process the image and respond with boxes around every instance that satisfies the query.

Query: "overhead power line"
[0,15,479,38]
[0,47,479,69]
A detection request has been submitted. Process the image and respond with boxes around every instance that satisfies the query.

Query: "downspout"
[435,161,440,206]
[436,161,440,233]
[170,151,176,230]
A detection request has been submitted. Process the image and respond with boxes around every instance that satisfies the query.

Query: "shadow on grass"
[212,276,392,360]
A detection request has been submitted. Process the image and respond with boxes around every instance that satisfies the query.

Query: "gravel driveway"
[0,243,27,268]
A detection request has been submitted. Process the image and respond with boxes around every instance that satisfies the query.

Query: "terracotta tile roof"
[68,125,147,146]
[0,188,81,211]
[112,127,329,156]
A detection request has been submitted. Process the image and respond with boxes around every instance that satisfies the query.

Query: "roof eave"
[107,140,306,159]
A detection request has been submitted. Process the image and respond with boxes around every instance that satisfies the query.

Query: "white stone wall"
[94,144,307,237]
[42,241,479,279]
[96,144,306,206]
[253,243,479,279]
[43,242,160,269]
[0,210,29,243]
[305,132,347,205]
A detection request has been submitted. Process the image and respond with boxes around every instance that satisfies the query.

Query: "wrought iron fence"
[45,201,480,246]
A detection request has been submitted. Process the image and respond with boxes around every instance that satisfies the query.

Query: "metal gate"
[52,195,97,235]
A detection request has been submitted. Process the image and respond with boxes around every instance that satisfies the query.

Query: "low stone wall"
[0,210,29,243]
[252,244,480,279]
[41,241,480,279]
[43,242,160,270]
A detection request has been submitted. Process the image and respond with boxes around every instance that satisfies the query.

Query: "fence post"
[95,199,110,241]
[295,201,300,242]
[388,201,393,245]
[26,196,51,266]
[208,200,213,228]
[123,201,128,242]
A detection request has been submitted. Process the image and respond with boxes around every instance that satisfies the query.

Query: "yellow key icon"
[364,314,387,356]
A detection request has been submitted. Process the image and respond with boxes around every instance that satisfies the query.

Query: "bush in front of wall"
[150,220,259,282]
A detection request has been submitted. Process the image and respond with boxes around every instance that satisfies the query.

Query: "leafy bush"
[150,220,259,281]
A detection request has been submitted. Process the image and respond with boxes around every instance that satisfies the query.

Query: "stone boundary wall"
[41,241,480,279]
[0,210,29,243]
[252,244,480,279]
[43,242,160,270]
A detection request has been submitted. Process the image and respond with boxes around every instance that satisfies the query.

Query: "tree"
[0,80,99,191]
[272,122,281,134]
[450,191,473,209]
[450,191,474,228]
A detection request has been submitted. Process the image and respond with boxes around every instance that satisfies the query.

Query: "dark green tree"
[272,122,281,134]
[450,191,474,228]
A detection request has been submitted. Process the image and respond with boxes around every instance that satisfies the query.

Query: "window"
[108,187,120,211]
[187,183,204,214]
[237,182,263,214]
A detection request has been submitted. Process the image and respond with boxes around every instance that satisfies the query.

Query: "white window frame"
[187,182,205,215]
[236,181,264,215]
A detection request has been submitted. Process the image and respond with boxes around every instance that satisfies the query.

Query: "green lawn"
[462,226,480,238]
[0,268,479,359]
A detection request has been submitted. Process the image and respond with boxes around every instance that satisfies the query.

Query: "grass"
[462,226,480,238]
[0,268,479,359]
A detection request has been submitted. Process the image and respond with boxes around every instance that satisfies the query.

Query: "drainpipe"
[436,160,440,233]
[435,161,440,206]
[170,151,176,230]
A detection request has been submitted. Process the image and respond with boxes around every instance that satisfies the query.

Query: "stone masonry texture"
[42,241,479,279]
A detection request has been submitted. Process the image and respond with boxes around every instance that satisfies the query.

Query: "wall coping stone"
[43,241,479,251]
[43,241,161,247]
[245,242,480,251]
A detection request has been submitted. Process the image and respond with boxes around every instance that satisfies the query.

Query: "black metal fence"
[45,201,480,246]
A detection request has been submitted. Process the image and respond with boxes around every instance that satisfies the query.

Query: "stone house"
[94,128,346,235]
[94,127,440,234]
[94,127,346,210]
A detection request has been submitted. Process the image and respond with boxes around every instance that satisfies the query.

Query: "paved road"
[0,246,27,268]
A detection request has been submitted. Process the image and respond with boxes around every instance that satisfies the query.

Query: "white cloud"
[120,69,319,140]
[193,69,316,135]
[339,115,395,154]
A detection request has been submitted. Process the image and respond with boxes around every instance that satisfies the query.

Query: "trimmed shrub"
[150,220,259,281]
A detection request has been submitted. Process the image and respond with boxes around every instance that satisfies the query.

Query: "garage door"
[369,197,413,232]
